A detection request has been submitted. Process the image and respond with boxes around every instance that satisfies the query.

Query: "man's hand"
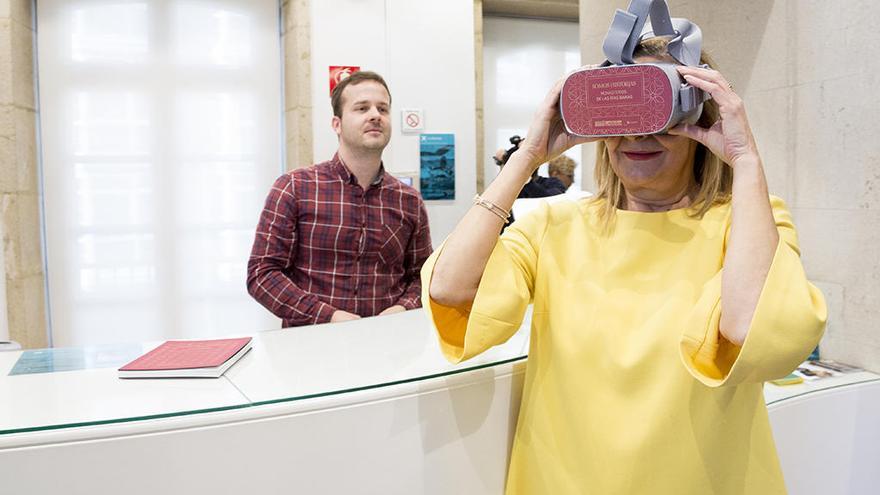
[331,310,361,322]
[378,305,406,316]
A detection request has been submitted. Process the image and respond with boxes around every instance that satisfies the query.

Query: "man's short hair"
[549,155,576,177]
[330,71,392,117]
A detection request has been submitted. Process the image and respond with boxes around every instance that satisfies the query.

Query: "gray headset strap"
[642,18,703,67]
[602,0,702,67]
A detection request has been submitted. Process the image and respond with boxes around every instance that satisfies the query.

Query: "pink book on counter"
[118,337,252,379]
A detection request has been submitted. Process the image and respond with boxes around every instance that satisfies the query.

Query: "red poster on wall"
[329,66,360,95]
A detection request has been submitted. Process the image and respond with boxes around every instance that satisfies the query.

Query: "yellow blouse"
[421,196,826,494]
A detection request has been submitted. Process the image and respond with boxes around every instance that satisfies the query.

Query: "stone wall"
[282,0,313,171]
[475,0,485,192]
[0,0,45,349]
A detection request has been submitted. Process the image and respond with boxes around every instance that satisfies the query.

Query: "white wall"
[483,16,581,190]
[310,0,477,246]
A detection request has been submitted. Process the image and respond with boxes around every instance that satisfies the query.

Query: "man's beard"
[359,132,389,151]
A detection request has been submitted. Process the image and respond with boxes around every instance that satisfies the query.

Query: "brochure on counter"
[769,359,863,386]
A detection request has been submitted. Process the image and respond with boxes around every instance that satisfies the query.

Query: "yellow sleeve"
[420,204,548,363]
[679,196,828,387]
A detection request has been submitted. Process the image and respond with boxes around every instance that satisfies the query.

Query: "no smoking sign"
[401,108,424,134]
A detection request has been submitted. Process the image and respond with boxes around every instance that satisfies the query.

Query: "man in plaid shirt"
[247,71,432,327]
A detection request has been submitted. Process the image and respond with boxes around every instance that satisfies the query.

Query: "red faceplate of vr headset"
[560,64,675,137]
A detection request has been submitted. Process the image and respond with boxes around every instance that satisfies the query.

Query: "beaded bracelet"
[473,194,510,221]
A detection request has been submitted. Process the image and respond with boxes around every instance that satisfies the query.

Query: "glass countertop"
[0,309,530,436]
[3,307,877,437]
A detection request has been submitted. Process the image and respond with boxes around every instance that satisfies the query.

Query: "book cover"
[118,337,252,379]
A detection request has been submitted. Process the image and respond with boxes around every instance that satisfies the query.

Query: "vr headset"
[560,0,710,137]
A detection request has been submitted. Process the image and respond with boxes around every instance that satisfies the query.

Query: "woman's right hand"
[430,71,596,310]
[516,73,597,170]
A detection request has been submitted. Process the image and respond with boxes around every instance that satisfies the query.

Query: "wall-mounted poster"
[419,133,455,200]
[328,66,360,95]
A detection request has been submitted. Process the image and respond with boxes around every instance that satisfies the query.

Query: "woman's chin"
[616,160,669,183]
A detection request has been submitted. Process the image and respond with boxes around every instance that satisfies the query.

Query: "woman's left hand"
[668,66,758,167]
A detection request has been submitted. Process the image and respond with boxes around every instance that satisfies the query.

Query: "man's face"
[332,81,391,153]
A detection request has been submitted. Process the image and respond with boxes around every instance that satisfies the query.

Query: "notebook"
[118,337,252,379]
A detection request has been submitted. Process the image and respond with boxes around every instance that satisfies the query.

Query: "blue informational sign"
[9,344,143,375]
[419,133,455,200]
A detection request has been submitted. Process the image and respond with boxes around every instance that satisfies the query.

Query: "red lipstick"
[622,151,662,161]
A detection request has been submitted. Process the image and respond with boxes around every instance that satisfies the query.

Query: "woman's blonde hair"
[591,37,732,231]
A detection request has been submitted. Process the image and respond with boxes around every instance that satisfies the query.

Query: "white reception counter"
[1,308,877,494]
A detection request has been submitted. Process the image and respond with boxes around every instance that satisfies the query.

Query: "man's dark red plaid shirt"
[247,153,432,327]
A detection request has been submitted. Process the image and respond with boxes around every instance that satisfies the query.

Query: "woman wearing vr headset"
[420,6,826,494]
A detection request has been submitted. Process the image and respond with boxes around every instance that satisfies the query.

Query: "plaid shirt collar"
[331,152,386,187]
